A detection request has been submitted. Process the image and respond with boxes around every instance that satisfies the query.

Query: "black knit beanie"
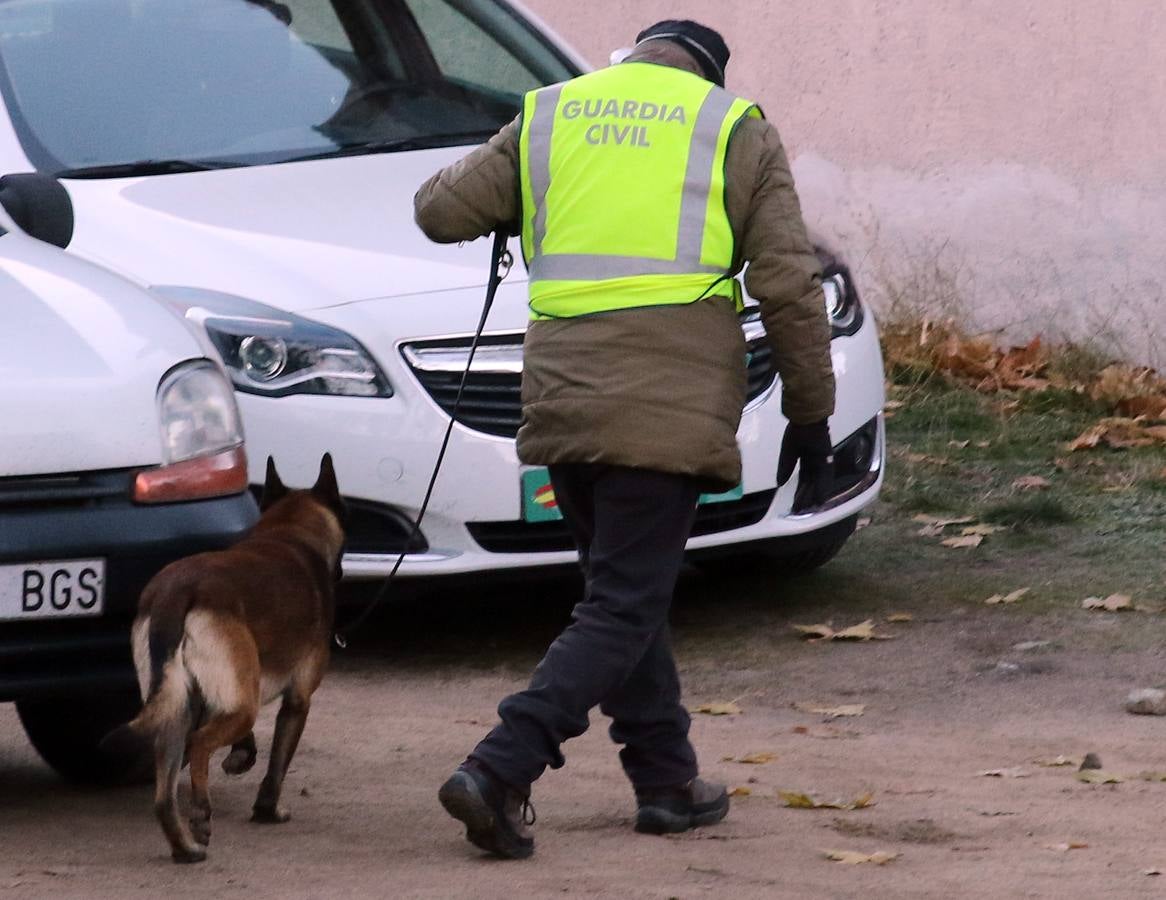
[634,20,730,87]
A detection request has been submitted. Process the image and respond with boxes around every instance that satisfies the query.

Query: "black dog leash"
[334,230,513,648]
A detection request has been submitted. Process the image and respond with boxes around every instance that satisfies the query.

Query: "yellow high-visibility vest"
[519,62,762,320]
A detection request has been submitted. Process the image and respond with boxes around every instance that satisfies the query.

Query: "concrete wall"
[522,0,1166,364]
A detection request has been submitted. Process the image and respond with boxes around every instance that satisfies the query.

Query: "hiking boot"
[438,761,535,860]
[634,777,730,834]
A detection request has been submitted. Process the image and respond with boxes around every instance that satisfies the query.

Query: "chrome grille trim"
[401,320,779,439]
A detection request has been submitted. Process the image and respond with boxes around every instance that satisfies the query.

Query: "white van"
[0,177,256,782]
[0,1,884,581]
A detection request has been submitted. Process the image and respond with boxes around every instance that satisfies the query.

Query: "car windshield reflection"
[0,0,576,175]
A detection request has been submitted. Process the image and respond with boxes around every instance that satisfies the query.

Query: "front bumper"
[233,284,885,580]
[0,475,257,702]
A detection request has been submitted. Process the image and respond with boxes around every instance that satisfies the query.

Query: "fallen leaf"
[1135,772,1166,782]
[833,620,878,641]
[1013,475,1051,491]
[822,849,898,866]
[692,701,743,716]
[792,620,891,642]
[948,439,971,449]
[886,613,914,623]
[1046,842,1089,852]
[962,524,1008,536]
[1145,868,1162,877]
[985,588,1031,605]
[1067,418,1166,452]
[793,702,866,718]
[781,791,875,810]
[1035,756,1079,768]
[917,523,947,537]
[1066,426,1105,452]
[942,535,983,549]
[856,516,872,530]
[1076,770,1123,784]
[1090,365,1166,417]
[1082,594,1134,612]
[912,514,975,527]
[1013,640,1052,652]
[975,440,992,448]
[728,786,753,797]
[728,752,778,765]
[791,725,809,735]
[792,623,837,640]
[1122,397,1166,419]
[977,767,1030,778]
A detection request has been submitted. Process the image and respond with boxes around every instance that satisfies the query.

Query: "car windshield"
[0,0,578,175]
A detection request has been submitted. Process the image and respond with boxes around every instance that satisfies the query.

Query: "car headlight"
[821,266,864,338]
[133,359,249,504]
[153,286,391,398]
[739,266,865,344]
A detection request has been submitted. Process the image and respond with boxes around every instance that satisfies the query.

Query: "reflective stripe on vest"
[519,63,761,319]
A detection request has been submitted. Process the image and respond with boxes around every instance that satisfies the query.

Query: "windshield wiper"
[284,131,497,164]
[56,158,245,179]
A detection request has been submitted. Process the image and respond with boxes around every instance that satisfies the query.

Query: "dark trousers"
[470,463,702,792]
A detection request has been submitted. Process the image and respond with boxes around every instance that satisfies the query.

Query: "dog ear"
[260,456,289,511]
[312,453,341,507]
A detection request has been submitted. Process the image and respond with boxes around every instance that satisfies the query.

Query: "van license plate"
[0,559,105,621]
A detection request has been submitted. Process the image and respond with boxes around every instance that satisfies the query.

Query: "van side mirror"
[0,173,74,248]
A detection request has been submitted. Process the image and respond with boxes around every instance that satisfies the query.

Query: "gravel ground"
[5,552,1166,899]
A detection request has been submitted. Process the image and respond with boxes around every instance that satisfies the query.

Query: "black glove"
[776,420,835,513]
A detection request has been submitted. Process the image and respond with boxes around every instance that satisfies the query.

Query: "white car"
[0,176,256,781]
[0,0,884,581]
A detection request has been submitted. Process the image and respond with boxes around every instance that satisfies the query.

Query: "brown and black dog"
[105,454,346,863]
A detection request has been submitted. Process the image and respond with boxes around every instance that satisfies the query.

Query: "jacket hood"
[622,41,707,81]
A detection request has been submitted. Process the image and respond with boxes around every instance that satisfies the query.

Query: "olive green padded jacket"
[414,43,835,492]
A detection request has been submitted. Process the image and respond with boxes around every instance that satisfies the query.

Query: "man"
[414,19,836,860]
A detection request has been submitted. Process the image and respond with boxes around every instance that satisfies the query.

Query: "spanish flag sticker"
[533,484,557,510]
[521,468,564,522]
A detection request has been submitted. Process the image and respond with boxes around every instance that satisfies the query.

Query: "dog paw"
[172,844,207,865]
[190,818,211,846]
[251,805,291,824]
[222,747,257,776]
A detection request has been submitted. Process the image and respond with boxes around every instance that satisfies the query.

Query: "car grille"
[0,469,132,511]
[402,323,778,440]
[466,489,778,554]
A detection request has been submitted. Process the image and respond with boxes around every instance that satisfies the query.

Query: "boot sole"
[438,772,534,860]
[635,799,730,835]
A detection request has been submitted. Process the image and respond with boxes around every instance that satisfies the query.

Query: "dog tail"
[100,585,200,757]
[144,584,199,704]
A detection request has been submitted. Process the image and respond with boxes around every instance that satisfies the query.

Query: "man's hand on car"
[776,420,834,513]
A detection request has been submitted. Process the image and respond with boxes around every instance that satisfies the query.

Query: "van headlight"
[153,286,391,398]
[133,359,249,503]
[157,360,244,462]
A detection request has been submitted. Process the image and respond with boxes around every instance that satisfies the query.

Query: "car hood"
[63,148,523,314]
[0,233,201,476]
